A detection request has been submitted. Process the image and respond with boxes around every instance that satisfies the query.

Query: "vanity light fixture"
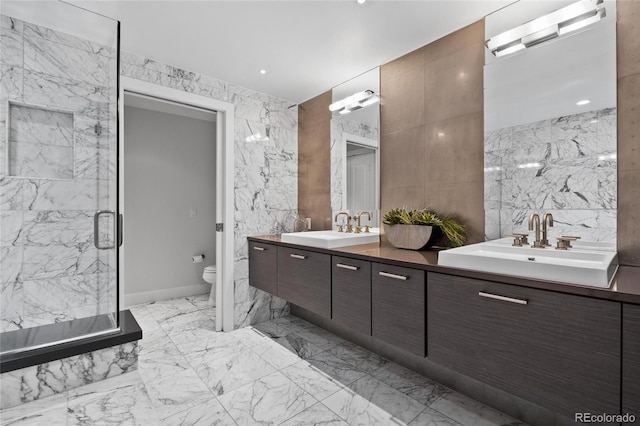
[486,0,606,57]
[329,89,379,114]
[576,99,591,105]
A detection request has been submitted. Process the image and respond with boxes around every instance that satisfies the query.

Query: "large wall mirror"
[484,0,617,243]
[330,67,380,229]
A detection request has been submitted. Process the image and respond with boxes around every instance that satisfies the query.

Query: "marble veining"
[118,50,298,327]
[485,108,616,242]
[1,14,117,331]
[0,341,138,410]
[0,296,523,425]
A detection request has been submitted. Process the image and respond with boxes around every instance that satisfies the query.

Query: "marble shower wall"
[330,115,379,222]
[0,15,118,333]
[484,108,617,242]
[119,52,297,328]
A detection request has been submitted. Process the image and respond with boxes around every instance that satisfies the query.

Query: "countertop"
[248,234,640,305]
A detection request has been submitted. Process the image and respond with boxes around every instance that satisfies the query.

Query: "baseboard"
[124,284,212,307]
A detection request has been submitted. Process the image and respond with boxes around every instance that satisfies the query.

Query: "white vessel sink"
[438,240,618,288]
[281,228,380,249]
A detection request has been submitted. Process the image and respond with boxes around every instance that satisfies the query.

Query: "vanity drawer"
[332,256,372,336]
[278,246,331,318]
[372,263,425,356]
[427,272,621,417]
[623,303,640,416]
[248,241,278,295]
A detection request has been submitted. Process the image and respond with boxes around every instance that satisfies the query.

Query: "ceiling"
[63,0,514,104]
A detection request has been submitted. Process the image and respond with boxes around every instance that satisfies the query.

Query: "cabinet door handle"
[290,254,307,260]
[479,291,528,305]
[336,263,359,271]
[253,246,266,251]
[379,271,408,281]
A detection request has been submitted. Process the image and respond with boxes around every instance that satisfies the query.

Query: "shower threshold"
[0,310,142,373]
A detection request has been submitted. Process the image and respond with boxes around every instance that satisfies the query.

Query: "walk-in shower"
[0,1,121,357]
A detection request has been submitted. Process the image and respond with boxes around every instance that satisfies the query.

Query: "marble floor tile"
[429,391,524,426]
[188,345,276,396]
[145,297,207,323]
[280,323,347,352]
[279,402,349,426]
[143,368,213,421]
[325,341,389,374]
[250,338,309,370]
[323,374,427,425]
[160,399,236,426]
[177,326,246,358]
[2,300,523,426]
[230,325,274,348]
[370,362,451,406]
[67,371,159,426]
[217,371,317,425]
[184,294,214,310]
[280,360,346,401]
[161,309,217,347]
[0,391,67,426]
[305,349,368,388]
[408,407,465,426]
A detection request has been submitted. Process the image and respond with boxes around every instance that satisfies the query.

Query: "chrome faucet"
[355,211,371,233]
[528,213,544,248]
[541,213,553,246]
[334,211,350,232]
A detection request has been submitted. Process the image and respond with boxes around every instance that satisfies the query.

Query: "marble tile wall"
[0,15,118,333]
[484,108,617,242]
[119,51,297,328]
[330,116,378,218]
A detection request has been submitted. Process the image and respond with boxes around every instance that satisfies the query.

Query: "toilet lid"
[204,265,216,272]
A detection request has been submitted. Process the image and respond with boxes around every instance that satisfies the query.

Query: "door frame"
[119,77,235,332]
[342,132,379,223]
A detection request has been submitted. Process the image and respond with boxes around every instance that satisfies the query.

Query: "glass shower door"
[0,1,120,354]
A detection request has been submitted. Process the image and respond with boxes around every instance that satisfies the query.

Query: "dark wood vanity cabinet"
[623,303,640,416]
[248,241,278,294]
[277,246,331,318]
[372,263,425,356]
[332,256,372,336]
[427,272,621,417]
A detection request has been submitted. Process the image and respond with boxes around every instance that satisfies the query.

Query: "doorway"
[120,77,235,332]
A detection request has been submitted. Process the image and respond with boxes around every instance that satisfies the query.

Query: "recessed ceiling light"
[259,69,267,75]
[576,99,590,106]
[357,0,366,4]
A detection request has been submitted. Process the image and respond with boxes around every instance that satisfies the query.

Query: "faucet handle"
[561,235,580,248]
[512,232,529,245]
[364,225,370,233]
[509,235,523,247]
[337,224,344,232]
[556,237,572,250]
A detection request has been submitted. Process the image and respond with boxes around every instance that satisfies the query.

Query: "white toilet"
[202,265,216,306]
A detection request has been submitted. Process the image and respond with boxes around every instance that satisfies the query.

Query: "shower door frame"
[120,77,235,332]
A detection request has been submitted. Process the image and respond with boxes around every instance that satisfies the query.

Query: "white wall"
[123,105,216,302]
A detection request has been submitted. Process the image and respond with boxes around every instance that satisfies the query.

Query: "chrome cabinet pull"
[290,254,307,260]
[253,246,266,251]
[379,271,408,281]
[336,263,359,271]
[479,291,528,305]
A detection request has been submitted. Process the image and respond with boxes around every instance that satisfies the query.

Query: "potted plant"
[382,208,466,250]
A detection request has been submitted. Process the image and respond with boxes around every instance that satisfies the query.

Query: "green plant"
[383,207,466,247]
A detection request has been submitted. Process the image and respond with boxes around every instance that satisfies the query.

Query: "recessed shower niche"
[7,102,74,179]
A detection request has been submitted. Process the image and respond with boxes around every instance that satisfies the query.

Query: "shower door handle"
[94,210,116,250]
